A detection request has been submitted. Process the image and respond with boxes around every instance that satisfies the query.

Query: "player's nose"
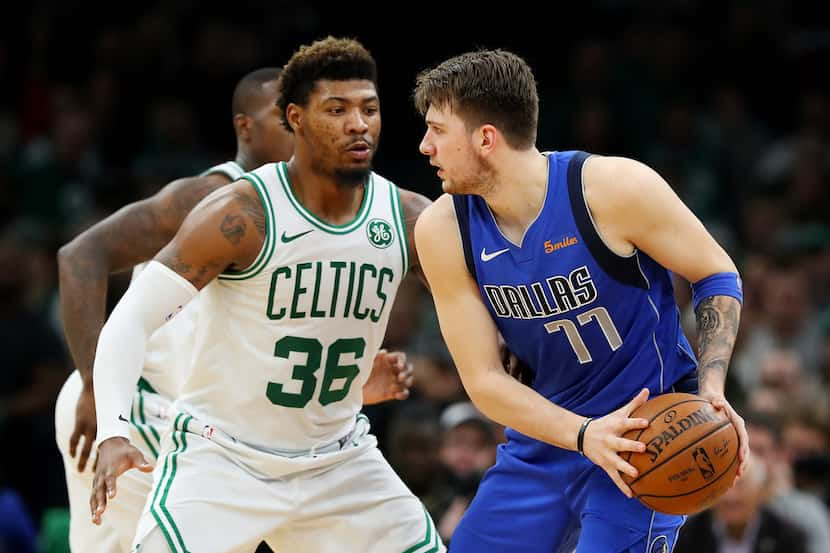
[419,135,434,156]
[345,109,370,134]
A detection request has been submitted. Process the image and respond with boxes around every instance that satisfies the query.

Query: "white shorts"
[56,371,171,553]
[133,412,445,553]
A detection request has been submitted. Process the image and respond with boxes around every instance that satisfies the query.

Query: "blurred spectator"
[0,225,69,524]
[385,402,445,503]
[13,93,102,234]
[435,402,499,543]
[746,409,830,553]
[734,264,824,390]
[132,98,209,196]
[675,459,807,553]
[756,349,824,408]
[782,406,830,503]
[0,488,38,553]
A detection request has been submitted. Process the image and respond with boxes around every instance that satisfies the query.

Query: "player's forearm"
[465,368,584,450]
[94,261,197,443]
[694,295,741,396]
[58,241,110,388]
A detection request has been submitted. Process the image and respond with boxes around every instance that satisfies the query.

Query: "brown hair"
[278,37,378,132]
[414,49,538,149]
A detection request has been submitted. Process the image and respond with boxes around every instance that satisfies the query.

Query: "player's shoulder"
[414,194,456,239]
[583,155,665,212]
[584,155,660,195]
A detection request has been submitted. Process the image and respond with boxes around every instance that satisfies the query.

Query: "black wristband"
[577,417,594,456]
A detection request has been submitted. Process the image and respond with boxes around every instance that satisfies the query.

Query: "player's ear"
[479,124,498,156]
[285,103,303,133]
[234,114,251,142]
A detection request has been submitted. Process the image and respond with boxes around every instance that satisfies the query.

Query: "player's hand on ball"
[90,437,153,525]
[699,391,749,478]
[363,349,414,405]
[581,388,651,498]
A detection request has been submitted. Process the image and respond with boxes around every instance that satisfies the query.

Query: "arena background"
[1,1,829,551]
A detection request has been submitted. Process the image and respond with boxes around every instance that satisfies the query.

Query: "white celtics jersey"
[175,161,409,450]
[132,160,247,399]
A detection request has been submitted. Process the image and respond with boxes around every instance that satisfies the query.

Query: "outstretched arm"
[57,174,227,471]
[90,180,264,523]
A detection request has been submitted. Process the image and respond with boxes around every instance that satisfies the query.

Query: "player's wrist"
[577,417,594,455]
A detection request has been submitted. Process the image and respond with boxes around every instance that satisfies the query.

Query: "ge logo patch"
[367,219,394,249]
[649,535,668,553]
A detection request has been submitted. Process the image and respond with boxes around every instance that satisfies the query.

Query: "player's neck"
[285,157,366,226]
[481,149,548,243]
[235,150,263,172]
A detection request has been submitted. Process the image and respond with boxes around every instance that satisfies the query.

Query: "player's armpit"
[583,156,737,283]
[154,179,267,290]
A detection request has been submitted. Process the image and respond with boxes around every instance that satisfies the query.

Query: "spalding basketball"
[621,392,739,515]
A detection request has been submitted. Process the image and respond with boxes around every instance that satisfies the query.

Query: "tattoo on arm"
[220,214,246,244]
[695,296,741,394]
[235,191,266,238]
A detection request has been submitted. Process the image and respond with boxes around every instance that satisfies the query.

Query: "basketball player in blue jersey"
[413,50,748,553]
[57,67,414,552]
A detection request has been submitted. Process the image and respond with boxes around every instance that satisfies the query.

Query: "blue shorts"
[450,442,685,553]
[450,371,698,553]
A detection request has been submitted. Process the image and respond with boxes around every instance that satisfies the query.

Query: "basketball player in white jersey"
[89,37,445,553]
[56,67,415,553]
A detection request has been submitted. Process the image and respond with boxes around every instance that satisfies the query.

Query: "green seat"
[40,508,71,553]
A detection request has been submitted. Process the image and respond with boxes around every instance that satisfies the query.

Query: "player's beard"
[448,154,496,196]
[334,166,372,188]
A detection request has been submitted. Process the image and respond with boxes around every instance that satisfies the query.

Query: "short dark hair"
[414,49,539,150]
[231,67,282,116]
[278,37,378,132]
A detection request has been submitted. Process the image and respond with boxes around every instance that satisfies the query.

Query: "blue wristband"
[691,272,743,311]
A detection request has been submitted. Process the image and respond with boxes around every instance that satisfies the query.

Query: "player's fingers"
[397,363,414,381]
[622,388,650,415]
[615,457,639,479]
[620,417,650,432]
[402,374,415,389]
[390,351,407,368]
[78,433,94,472]
[90,478,107,524]
[105,475,117,501]
[394,389,410,401]
[131,451,154,473]
[69,427,81,458]
[606,467,634,498]
[614,437,646,454]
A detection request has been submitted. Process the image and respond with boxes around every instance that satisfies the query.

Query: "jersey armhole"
[218,172,276,281]
[566,152,648,290]
[452,195,478,282]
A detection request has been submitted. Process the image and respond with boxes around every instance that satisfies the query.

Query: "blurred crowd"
[1,1,828,552]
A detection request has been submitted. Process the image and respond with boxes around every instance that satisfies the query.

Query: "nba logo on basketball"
[692,447,715,480]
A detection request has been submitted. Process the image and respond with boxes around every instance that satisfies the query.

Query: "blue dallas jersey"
[454,151,698,441]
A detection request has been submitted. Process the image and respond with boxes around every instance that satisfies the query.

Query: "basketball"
[621,393,740,515]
